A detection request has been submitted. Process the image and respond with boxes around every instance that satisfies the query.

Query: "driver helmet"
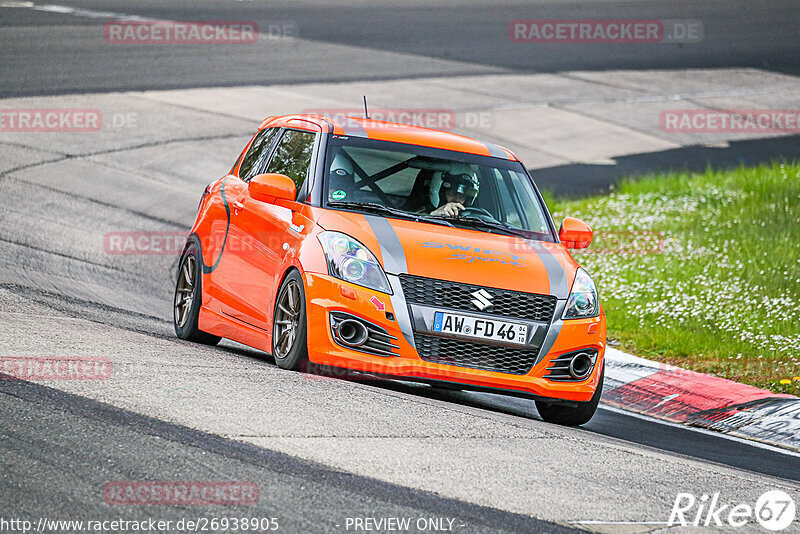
[437,171,479,207]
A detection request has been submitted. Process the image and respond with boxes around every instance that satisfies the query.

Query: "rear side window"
[239,128,280,181]
[266,130,316,193]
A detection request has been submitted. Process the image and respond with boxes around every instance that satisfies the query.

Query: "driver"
[430,171,480,217]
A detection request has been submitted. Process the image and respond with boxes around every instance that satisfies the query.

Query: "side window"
[238,128,280,181]
[494,169,523,228]
[265,130,316,194]
[496,169,549,233]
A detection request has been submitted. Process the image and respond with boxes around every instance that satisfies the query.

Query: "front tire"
[535,365,604,426]
[173,242,221,346]
[272,270,309,371]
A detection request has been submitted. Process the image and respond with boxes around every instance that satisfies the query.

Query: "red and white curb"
[602,348,800,452]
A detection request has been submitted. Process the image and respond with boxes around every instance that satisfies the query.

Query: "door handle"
[232,200,244,214]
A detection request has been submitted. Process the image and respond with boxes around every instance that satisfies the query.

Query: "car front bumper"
[304,271,606,403]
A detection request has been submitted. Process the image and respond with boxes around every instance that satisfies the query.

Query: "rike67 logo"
[669,490,796,531]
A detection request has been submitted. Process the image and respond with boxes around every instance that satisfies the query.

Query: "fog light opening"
[569,352,593,380]
[336,319,369,347]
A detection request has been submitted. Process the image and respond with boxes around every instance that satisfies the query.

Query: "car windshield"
[323,135,555,241]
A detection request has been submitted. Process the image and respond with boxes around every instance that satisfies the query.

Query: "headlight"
[318,232,392,294]
[562,268,599,319]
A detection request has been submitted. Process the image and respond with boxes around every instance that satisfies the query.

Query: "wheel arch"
[182,233,202,258]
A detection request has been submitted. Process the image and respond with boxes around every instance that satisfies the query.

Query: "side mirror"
[559,217,593,249]
[248,173,296,203]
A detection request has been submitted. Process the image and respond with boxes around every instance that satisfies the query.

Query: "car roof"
[259,114,519,161]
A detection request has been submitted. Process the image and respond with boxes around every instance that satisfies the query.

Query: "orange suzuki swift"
[174,114,606,425]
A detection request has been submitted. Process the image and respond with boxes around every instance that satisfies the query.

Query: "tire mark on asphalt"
[0,236,127,272]
[1,133,249,180]
[7,176,188,228]
[0,283,170,334]
[81,133,250,158]
[0,139,67,156]
[0,155,69,180]
[125,92,265,123]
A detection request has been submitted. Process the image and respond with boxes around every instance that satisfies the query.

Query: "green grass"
[549,162,800,395]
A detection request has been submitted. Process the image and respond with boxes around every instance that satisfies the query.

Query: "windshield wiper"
[327,201,454,227]
[450,216,529,238]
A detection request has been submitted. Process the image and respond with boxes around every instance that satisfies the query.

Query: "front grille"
[399,274,556,323]
[414,333,539,375]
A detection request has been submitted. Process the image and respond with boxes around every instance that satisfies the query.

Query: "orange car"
[174,114,606,425]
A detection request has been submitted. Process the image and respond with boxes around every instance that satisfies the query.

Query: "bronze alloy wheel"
[272,271,309,370]
[273,279,301,359]
[173,246,221,346]
[174,255,196,328]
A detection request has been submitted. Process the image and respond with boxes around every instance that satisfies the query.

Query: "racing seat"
[400,169,436,212]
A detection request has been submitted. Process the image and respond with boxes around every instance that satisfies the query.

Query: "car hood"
[316,211,579,299]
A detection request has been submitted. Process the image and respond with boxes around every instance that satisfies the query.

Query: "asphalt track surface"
[2,0,800,97]
[0,378,574,533]
[1,1,800,532]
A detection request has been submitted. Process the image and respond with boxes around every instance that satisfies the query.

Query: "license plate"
[432,311,528,345]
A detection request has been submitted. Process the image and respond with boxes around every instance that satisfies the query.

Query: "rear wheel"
[272,270,309,371]
[535,366,604,426]
[173,242,221,346]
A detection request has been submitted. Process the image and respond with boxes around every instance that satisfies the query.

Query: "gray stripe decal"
[387,274,416,349]
[201,176,231,274]
[537,300,566,364]
[339,117,368,138]
[362,215,414,349]
[476,139,508,159]
[523,240,570,363]
[525,240,570,299]
[364,215,407,274]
